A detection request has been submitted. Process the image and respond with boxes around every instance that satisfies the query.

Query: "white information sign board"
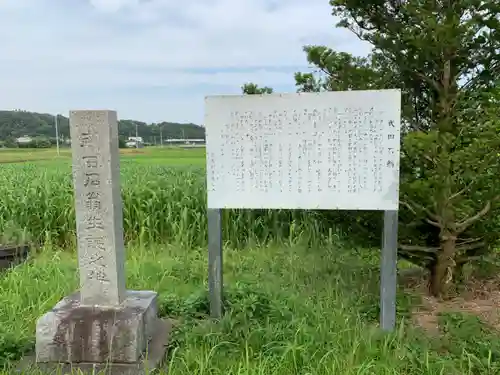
[205,89,401,210]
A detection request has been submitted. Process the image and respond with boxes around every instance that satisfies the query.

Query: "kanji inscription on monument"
[70,110,126,306]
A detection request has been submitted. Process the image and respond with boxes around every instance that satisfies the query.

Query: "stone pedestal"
[21,290,171,374]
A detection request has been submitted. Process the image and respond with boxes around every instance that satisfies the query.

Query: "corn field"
[0,164,341,248]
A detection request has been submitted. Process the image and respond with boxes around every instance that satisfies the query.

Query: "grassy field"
[0,146,206,166]
[1,147,499,374]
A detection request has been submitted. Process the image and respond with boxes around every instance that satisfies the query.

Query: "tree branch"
[423,154,437,166]
[416,72,441,92]
[456,237,483,246]
[455,201,491,234]
[456,242,486,252]
[448,183,473,202]
[400,200,417,214]
[346,24,367,41]
[400,200,442,228]
[399,244,439,252]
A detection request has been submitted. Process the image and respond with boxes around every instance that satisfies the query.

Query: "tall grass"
[2,244,499,374]
[0,163,340,249]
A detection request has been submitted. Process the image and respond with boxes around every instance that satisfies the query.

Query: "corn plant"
[0,164,331,249]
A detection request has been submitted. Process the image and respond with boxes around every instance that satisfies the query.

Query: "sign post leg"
[207,208,223,318]
[381,210,398,331]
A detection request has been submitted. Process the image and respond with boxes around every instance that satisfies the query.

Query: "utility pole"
[160,126,163,147]
[135,123,139,148]
[55,114,60,156]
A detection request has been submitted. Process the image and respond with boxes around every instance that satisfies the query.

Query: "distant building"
[164,138,205,145]
[126,136,144,148]
[16,135,33,144]
[125,141,144,148]
[128,136,143,143]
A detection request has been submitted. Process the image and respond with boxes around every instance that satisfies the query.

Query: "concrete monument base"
[18,290,171,374]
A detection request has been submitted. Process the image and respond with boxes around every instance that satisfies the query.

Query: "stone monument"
[25,110,170,374]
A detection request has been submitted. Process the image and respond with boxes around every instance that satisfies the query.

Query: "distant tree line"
[0,110,205,147]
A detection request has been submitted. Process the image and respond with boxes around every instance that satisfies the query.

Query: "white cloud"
[0,0,372,124]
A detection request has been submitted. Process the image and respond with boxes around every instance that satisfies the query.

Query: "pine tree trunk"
[430,234,457,297]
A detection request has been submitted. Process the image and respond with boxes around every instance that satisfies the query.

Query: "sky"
[0,0,372,125]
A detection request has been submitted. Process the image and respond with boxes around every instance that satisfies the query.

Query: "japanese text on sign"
[205,89,401,210]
